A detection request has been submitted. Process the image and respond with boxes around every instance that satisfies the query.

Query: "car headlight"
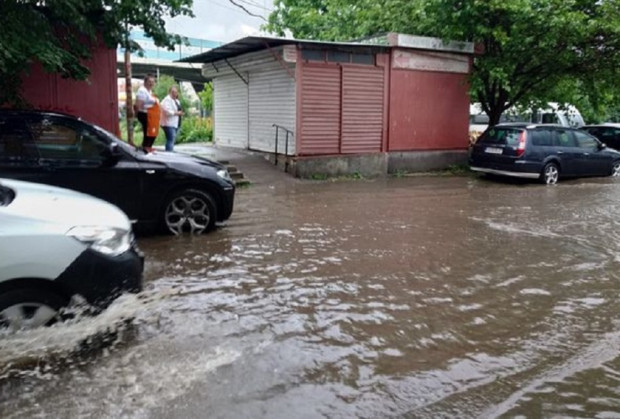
[217,169,232,182]
[67,226,132,257]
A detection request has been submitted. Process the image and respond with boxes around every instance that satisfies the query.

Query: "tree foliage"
[198,83,214,114]
[0,0,194,106]
[267,0,620,123]
[266,0,420,40]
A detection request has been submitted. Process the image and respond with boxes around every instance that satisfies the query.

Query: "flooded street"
[2,154,620,418]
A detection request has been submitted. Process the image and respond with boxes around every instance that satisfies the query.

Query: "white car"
[0,178,143,331]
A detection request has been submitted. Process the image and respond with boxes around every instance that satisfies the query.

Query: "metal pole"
[123,22,134,147]
[274,125,279,166]
[285,131,289,172]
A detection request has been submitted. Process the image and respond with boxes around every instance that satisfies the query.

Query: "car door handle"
[557,151,563,154]
[146,170,155,174]
[583,153,590,156]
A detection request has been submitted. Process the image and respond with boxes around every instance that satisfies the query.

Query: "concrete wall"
[281,149,467,178]
[290,153,388,178]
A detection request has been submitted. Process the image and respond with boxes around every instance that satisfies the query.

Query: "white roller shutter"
[213,74,248,148]
[248,64,296,155]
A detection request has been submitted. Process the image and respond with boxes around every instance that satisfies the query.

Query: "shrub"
[178,116,213,143]
[118,115,211,146]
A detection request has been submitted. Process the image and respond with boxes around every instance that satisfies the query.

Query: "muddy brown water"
[2,160,620,418]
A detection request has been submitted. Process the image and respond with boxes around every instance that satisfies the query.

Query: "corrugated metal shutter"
[248,65,296,155]
[341,66,384,153]
[214,75,248,148]
[300,65,341,155]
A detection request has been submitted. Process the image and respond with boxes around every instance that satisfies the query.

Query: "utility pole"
[124,22,135,147]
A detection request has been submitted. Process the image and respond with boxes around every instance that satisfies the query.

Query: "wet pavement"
[2,146,620,418]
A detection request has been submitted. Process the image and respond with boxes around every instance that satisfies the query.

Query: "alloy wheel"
[544,164,559,185]
[164,194,211,235]
[0,302,59,331]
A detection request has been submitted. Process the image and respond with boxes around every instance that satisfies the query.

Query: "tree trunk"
[488,106,504,126]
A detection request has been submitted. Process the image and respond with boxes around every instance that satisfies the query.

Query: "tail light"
[516,131,527,157]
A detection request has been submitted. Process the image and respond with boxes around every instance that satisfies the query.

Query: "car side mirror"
[102,142,122,166]
[599,142,607,150]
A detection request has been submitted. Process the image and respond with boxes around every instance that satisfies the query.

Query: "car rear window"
[478,127,524,146]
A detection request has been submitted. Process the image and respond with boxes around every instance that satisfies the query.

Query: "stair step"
[230,171,245,180]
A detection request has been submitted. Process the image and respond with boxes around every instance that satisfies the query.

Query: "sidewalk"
[173,143,300,187]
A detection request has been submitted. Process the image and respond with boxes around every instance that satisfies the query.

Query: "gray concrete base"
[388,150,468,173]
[291,153,388,179]
[287,150,468,178]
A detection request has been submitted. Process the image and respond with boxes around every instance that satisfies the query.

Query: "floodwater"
[2,164,620,418]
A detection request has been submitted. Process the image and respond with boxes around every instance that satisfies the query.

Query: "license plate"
[485,147,503,154]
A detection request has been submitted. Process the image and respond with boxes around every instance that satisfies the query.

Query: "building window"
[302,49,375,65]
[301,49,326,61]
[327,51,350,63]
[351,53,374,65]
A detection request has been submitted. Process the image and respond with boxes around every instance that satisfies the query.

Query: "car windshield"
[0,183,15,207]
[478,127,524,146]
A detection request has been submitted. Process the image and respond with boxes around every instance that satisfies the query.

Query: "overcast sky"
[165,0,276,43]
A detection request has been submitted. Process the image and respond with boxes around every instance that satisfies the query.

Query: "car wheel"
[163,189,217,235]
[611,161,620,177]
[541,163,559,185]
[0,289,68,332]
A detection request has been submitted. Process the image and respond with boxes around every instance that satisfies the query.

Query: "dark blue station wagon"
[469,124,620,184]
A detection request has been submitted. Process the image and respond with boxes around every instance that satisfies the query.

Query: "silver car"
[0,178,143,331]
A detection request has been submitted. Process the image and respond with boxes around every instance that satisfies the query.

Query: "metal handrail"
[272,124,294,170]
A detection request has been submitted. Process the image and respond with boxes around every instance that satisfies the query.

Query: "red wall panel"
[388,69,469,151]
[19,46,119,135]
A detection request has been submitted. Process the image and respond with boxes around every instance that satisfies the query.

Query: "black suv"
[0,110,235,234]
[469,123,620,184]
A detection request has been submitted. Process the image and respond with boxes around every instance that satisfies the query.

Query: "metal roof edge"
[179,33,475,64]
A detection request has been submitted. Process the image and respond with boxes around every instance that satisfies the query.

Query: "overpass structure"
[116,30,222,91]
[116,56,210,91]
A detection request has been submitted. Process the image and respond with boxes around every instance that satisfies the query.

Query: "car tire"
[541,163,559,185]
[0,288,69,332]
[611,161,620,177]
[162,189,217,235]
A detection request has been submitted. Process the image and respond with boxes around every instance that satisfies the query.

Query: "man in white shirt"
[160,85,183,151]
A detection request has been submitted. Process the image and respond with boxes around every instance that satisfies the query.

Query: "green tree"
[0,0,194,106]
[267,0,620,124]
[198,83,214,115]
[266,0,419,40]
[416,0,620,125]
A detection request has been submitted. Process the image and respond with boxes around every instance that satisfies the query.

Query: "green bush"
[118,115,211,146]
[178,116,213,143]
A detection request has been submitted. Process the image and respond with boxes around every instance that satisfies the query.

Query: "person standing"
[160,85,184,152]
[134,74,160,153]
